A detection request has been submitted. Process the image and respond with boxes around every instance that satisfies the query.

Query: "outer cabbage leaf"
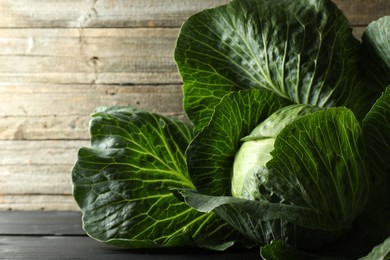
[175,188,345,243]
[187,89,291,196]
[259,239,369,260]
[175,0,365,132]
[363,85,390,183]
[362,17,390,99]
[260,240,328,260]
[360,236,390,260]
[265,107,371,226]
[260,216,390,259]
[72,107,243,250]
[360,86,390,249]
[176,188,385,259]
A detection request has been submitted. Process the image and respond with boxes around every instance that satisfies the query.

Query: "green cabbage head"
[72,0,390,258]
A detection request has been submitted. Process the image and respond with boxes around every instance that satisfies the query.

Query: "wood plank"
[0,211,83,235]
[0,28,178,58]
[0,195,79,211]
[0,236,258,260]
[0,115,91,140]
[0,28,181,84]
[0,0,230,28]
[0,71,180,85]
[0,141,86,199]
[0,164,74,194]
[0,84,184,117]
[335,0,390,26]
[0,0,386,29]
[0,140,88,165]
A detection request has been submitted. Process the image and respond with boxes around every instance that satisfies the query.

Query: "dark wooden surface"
[0,211,259,260]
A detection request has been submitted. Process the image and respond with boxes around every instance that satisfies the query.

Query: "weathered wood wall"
[0,0,388,211]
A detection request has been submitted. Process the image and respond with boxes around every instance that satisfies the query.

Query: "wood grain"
[0,0,230,28]
[0,83,183,117]
[0,236,258,259]
[0,211,83,234]
[0,195,78,211]
[0,140,86,165]
[0,164,74,194]
[0,28,181,84]
[0,140,86,206]
[335,0,390,25]
[0,115,91,140]
[0,0,386,28]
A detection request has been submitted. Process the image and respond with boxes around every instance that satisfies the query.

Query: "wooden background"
[0,0,388,211]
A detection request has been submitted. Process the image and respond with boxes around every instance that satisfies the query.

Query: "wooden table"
[0,211,259,259]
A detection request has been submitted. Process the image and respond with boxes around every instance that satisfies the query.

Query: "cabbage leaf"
[175,0,367,132]
[72,107,244,250]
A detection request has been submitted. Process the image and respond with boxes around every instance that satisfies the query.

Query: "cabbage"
[72,0,390,258]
